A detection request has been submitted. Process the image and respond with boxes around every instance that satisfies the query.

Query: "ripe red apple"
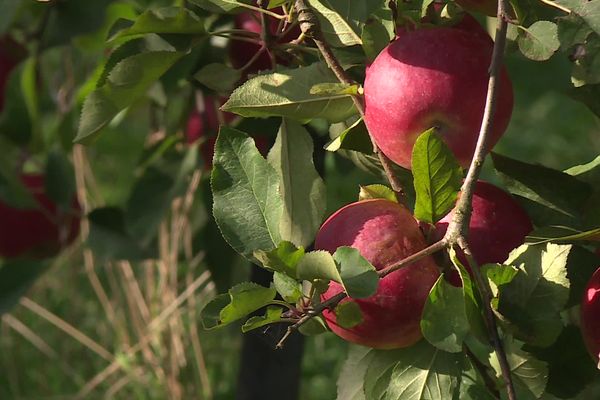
[229,9,300,78]
[0,174,81,259]
[364,26,513,169]
[581,267,600,364]
[315,199,440,349]
[434,181,532,283]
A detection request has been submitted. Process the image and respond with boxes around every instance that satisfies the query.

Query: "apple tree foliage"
[0,0,600,399]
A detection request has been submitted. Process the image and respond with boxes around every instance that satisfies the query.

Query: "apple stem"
[294,0,409,206]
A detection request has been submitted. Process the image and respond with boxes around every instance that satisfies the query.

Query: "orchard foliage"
[1,0,600,399]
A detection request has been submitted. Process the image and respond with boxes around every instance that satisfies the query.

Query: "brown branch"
[293,0,407,204]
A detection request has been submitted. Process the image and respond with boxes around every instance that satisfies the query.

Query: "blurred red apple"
[229,8,300,78]
[0,174,81,259]
[434,181,532,284]
[364,25,513,169]
[581,267,600,365]
[315,199,440,349]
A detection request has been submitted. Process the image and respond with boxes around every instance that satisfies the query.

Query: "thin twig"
[465,345,501,400]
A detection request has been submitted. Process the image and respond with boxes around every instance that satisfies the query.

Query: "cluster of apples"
[0,37,80,260]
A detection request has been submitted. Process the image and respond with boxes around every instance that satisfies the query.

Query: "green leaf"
[485,264,519,298]
[298,315,329,335]
[498,244,571,347]
[254,241,305,277]
[222,62,356,123]
[76,50,185,144]
[325,118,373,154]
[297,250,340,282]
[337,346,373,400]
[334,301,363,329]
[412,128,463,224]
[201,282,277,329]
[267,119,326,248]
[489,339,548,400]
[0,0,19,35]
[241,306,284,332]
[492,152,592,227]
[565,154,600,184]
[568,83,600,118]
[517,21,560,61]
[571,33,600,87]
[333,247,378,299]
[358,184,397,202]
[526,226,600,245]
[44,149,76,210]
[273,272,302,303]
[309,0,363,47]
[194,63,242,94]
[109,7,205,41]
[361,12,394,62]
[211,127,283,259]
[309,82,359,96]
[421,275,470,353]
[364,340,465,399]
[0,259,51,315]
[557,14,593,51]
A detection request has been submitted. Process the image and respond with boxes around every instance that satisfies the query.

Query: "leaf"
[44,149,76,210]
[325,118,373,153]
[298,315,329,335]
[222,62,356,123]
[358,184,397,202]
[267,119,326,248]
[0,0,19,35]
[194,63,242,94]
[309,82,359,96]
[109,7,205,41]
[518,21,560,61]
[498,244,571,347]
[273,272,302,303]
[361,12,394,62]
[412,128,463,224]
[211,127,283,259]
[309,0,363,47]
[76,51,185,143]
[254,241,305,277]
[364,340,465,400]
[526,226,600,245]
[568,83,600,118]
[201,282,276,329]
[565,154,600,184]
[333,246,379,299]
[0,259,51,315]
[337,346,373,400]
[297,250,340,282]
[557,14,593,51]
[485,264,519,297]
[334,301,363,329]
[571,33,600,87]
[241,306,284,332]
[421,275,470,353]
[492,152,592,227]
[489,339,548,400]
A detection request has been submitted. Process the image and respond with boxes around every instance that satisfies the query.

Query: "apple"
[0,36,26,111]
[581,267,600,364]
[185,95,269,169]
[0,174,81,259]
[364,25,513,169]
[315,199,440,349]
[434,181,533,283]
[229,8,300,78]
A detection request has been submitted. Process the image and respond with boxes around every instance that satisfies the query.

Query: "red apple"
[0,174,81,259]
[364,26,513,169]
[315,199,440,349]
[434,181,532,283]
[229,8,300,78]
[581,267,600,364]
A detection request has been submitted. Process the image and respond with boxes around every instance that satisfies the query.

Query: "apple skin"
[581,267,600,364]
[0,174,81,259]
[364,26,513,169]
[434,181,533,284]
[315,199,440,349]
[229,10,300,77]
